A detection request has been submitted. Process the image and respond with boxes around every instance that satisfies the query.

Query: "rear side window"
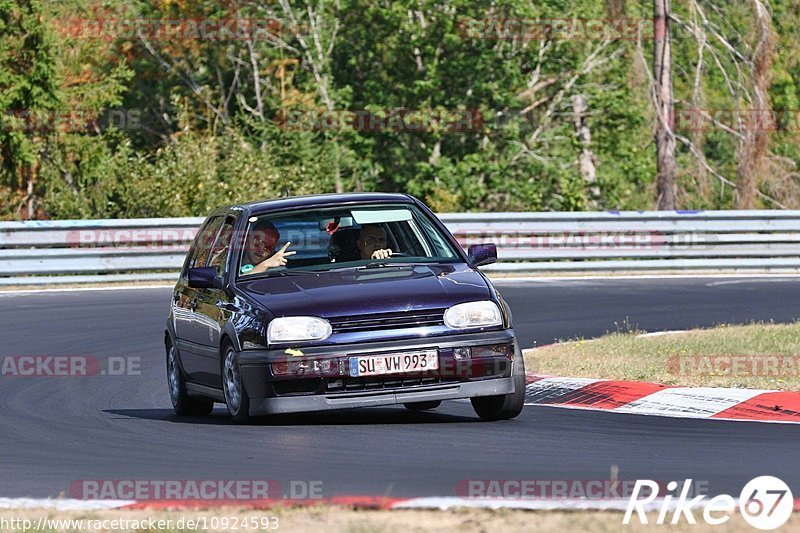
[185,216,223,273]
[208,217,236,275]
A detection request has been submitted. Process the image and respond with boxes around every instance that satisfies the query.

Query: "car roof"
[235,192,416,216]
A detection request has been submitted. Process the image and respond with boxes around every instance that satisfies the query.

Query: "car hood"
[237,264,492,318]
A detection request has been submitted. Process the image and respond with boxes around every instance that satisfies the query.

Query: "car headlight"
[267,316,332,343]
[444,301,502,329]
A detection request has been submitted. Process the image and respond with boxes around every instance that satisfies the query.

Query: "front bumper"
[238,329,518,416]
[249,377,514,415]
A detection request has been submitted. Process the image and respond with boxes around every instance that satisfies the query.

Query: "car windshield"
[237,203,460,278]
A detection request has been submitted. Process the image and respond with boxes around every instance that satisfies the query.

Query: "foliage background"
[0,0,798,219]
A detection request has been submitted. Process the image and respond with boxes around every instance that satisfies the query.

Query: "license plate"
[348,350,438,377]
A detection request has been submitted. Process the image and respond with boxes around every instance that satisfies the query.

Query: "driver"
[240,220,296,275]
[357,224,394,260]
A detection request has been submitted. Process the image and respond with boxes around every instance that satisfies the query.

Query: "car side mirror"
[468,243,497,267]
[187,266,223,289]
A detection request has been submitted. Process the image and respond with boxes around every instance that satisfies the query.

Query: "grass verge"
[523,322,800,390]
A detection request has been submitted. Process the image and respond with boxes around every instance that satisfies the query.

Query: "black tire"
[167,341,214,416]
[470,346,526,421]
[222,344,252,423]
[403,400,442,411]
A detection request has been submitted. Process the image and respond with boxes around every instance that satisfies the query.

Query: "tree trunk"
[25,163,37,220]
[571,94,600,209]
[334,142,343,193]
[735,0,773,209]
[654,0,677,210]
[605,0,626,19]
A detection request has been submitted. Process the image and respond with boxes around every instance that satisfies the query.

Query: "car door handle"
[190,299,198,311]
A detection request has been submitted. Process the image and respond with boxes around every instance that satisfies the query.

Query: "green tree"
[0,0,60,219]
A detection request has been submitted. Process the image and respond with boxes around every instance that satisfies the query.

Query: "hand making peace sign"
[252,242,296,274]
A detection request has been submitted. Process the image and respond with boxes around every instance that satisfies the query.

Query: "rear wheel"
[167,342,214,416]
[222,345,252,423]
[404,401,441,411]
[471,346,526,421]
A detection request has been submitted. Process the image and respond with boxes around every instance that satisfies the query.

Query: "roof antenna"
[281,174,291,197]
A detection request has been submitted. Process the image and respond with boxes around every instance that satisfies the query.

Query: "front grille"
[329,309,445,334]
[326,375,458,393]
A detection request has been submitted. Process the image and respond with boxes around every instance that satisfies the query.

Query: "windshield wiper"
[360,261,423,270]
[324,260,431,272]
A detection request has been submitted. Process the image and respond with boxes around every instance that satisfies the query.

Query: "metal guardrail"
[2,211,800,285]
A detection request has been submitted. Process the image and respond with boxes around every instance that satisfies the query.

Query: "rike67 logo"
[624,476,793,530]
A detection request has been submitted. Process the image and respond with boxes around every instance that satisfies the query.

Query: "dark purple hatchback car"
[165,193,525,423]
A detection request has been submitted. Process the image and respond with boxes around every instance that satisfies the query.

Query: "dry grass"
[524,322,800,390]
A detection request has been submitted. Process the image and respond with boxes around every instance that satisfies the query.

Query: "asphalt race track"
[1,276,799,500]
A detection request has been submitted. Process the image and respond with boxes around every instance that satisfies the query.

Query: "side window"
[388,220,429,256]
[186,216,223,272]
[415,213,456,258]
[208,217,236,275]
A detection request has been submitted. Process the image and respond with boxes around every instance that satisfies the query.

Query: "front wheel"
[471,346,526,421]
[222,345,252,423]
[167,343,214,416]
